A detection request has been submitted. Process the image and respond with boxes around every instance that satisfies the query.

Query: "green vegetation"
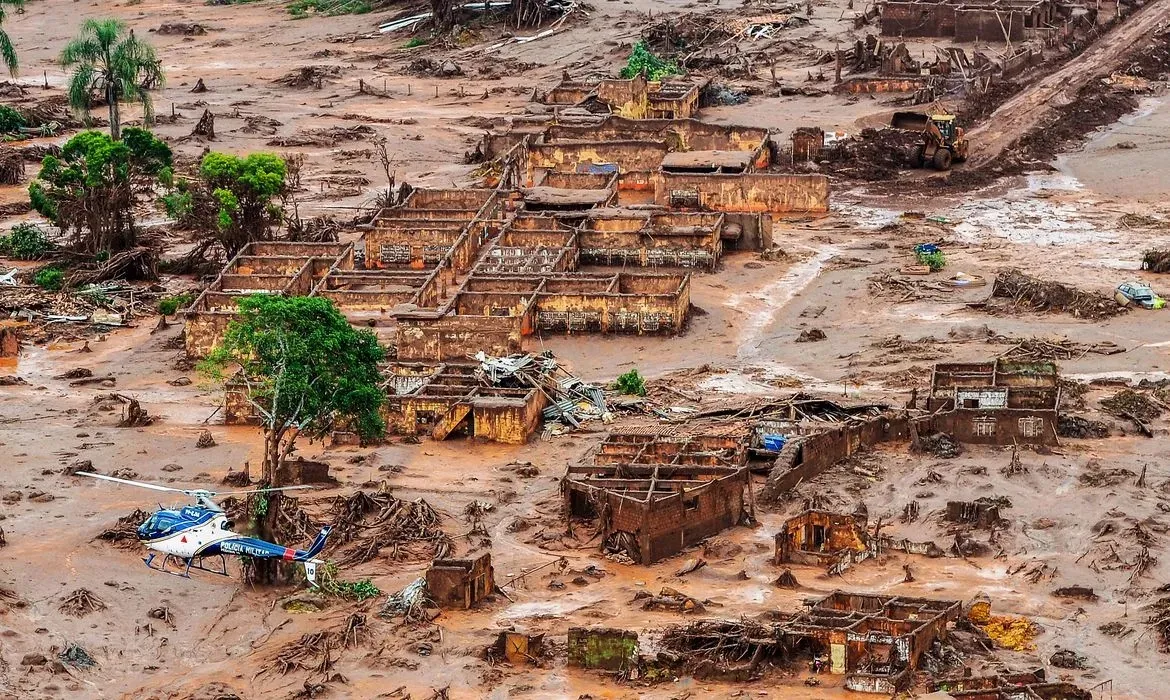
[318,563,380,600]
[914,244,946,271]
[29,128,171,254]
[61,19,165,139]
[620,41,680,81]
[201,295,384,584]
[196,151,288,256]
[157,292,195,315]
[33,267,64,291]
[288,0,372,17]
[614,368,648,396]
[0,0,23,76]
[0,104,24,134]
[0,223,51,260]
[917,250,946,271]
[201,294,385,482]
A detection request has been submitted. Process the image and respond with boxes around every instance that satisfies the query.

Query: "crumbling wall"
[184,310,234,358]
[955,8,1024,42]
[930,408,1058,446]
[881,2,957,37]
[643,471,748,563]
[527,142,670,185]
[471,393,546,444]
[426,553,494,609]
[654,173,829,214]
[762,416,910,499]
[396,314,523,361]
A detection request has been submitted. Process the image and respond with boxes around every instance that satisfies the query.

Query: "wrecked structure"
[564,441,753,563]
[776,509,945,574]
[880,0,1062,42]
[933,669,1093,699]
[425,553,495,610]
[486,115,829,216]
[540,74,705,120]
[659,591,962,693]
[925,360,1060,446]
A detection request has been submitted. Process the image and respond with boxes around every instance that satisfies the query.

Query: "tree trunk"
[107,82,121,141]
[431,0,454,33]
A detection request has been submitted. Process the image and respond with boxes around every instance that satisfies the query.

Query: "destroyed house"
[380,362,547,444]
[563,461,752,564]
[426,553,494,609]
[880,0,1060,42]
[784,592,961,693]
[540,74,703,120]
[926,360,1060,445]
[592,428,748,469]
[775,509,945,574]
[933,669,1093,699]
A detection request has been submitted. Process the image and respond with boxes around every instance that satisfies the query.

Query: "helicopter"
[78,471,332,586]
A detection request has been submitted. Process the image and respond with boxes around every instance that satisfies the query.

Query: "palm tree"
[60,19,164,140]
[0,0,24,76]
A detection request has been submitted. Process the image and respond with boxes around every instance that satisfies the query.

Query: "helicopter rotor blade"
[219,485,318,496]
[75,471,189,493]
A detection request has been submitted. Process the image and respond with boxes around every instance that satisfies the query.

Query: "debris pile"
[658,618,780,672]
[59,588,107,617]
[271,615,367,676]
[991,269,1125,319]
[1101,388,1164,421]
[273,65,341,90]
[58,643,97,668]
[1142,249,1170,272]
[268,125,374,148]
[636,586,706,614]
[917,432,960,458]
[474,351,609,432]
[981,615,1039,651]
[95,508,150,548]
[995,336,1124,362]
[324,488,452,565]
[1057,415,1110,439]
[379,577,433,624]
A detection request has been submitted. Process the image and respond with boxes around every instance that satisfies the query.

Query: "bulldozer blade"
[891,111,930,131]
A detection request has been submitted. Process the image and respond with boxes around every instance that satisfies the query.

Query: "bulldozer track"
[964,0,1170,168]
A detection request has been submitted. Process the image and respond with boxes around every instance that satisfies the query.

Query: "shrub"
[0,223,51,260]
[614,368,648,396]
[158,292,195,315]
[34,267,64,291]
[0,105,25,134]
[620,41,680,81]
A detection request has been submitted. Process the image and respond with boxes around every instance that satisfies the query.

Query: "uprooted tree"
[28,127,172,256]
[165,151,289,259]
[200,295,385,583]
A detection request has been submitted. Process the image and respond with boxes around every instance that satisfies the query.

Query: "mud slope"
[965,0,1170,166]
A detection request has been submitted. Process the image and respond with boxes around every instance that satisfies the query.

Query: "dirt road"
[965,0,1170,166]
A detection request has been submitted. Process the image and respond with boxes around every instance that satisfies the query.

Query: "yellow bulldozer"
[891,110,969,171]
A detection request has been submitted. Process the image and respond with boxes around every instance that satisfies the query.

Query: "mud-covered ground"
[3,0,1170,698]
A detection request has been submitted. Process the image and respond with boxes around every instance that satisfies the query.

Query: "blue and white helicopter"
[79,471,332,586]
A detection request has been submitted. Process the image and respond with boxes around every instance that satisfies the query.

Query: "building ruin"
[563,456,748,564]
[926,360,1060,446]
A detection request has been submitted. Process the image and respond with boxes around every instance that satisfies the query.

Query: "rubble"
[991,269,1126,319]
[59,588,107,617]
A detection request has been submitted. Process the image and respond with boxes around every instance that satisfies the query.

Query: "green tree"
[200,295,385,583]
[28,128,171,254]
[0,0,23,76]
[199,152,288,256]
[61,19,164,140]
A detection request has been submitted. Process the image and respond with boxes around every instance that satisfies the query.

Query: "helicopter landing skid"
[144,552,230,580]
